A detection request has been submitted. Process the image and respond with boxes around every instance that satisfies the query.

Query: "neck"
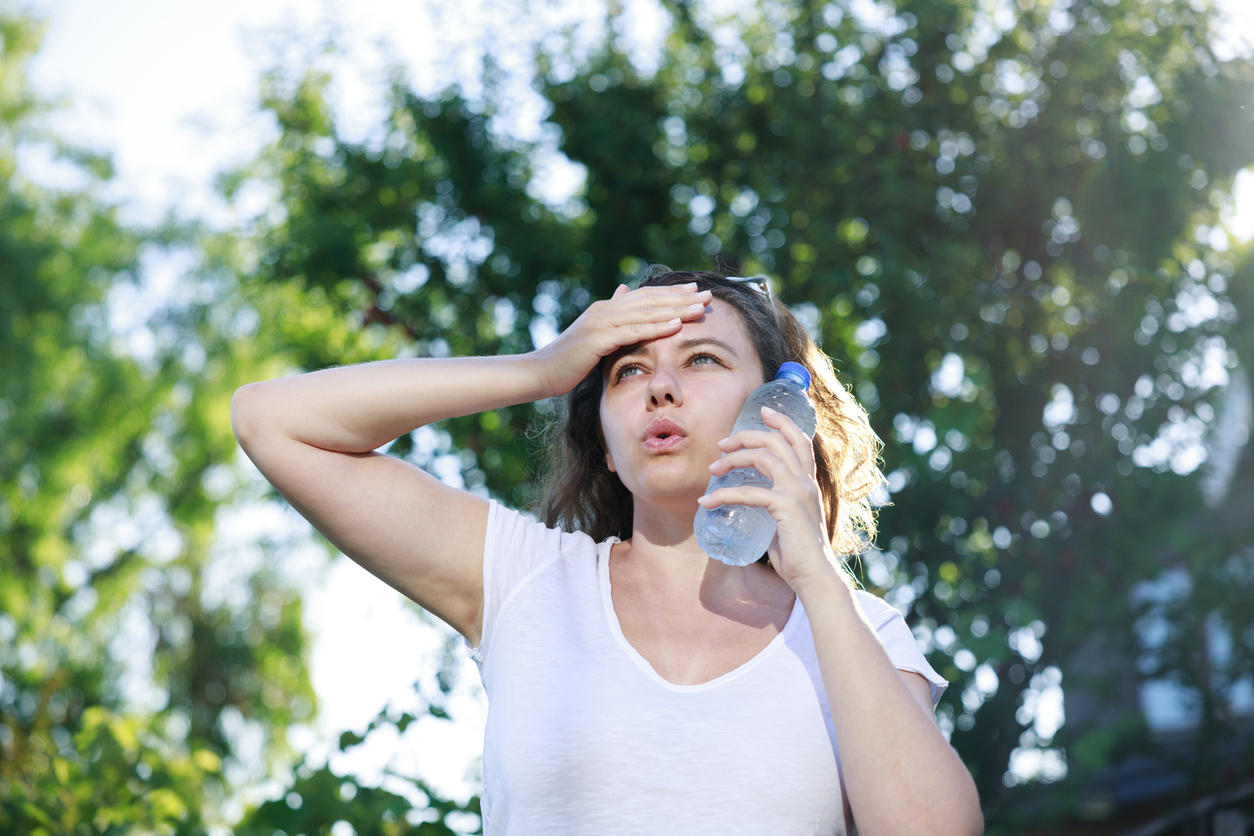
[616,496,767,607]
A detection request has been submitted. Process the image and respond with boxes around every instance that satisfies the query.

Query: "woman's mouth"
[644,434,686,451]
[643,418,687,451]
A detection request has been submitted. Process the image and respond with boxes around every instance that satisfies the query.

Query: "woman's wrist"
[790,555,857,611]
[517,349,567,401]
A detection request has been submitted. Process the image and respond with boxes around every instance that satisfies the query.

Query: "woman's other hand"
[697,405,842,594]
[530,283,712,398]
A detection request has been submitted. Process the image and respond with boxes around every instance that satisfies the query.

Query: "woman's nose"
[647,368,682,407]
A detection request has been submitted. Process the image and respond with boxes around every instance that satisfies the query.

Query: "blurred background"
[3,0,1254,833]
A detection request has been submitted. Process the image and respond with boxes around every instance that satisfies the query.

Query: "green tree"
[226,0,1254,831]
[10,0,1248,830]
[0,13,322,833]
[0,10,489,832]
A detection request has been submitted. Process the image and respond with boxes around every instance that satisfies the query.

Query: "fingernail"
[688,302,706,310]
[762,406,777,414]
[697,495,710,506]
[683,282,698,289]
[666,317,681,325]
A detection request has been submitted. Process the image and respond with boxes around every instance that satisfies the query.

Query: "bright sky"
[19,0,1254,810]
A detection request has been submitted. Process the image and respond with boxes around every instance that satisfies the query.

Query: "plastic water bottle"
[694,362,817,566]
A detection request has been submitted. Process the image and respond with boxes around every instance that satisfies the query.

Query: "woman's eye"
[614,363,643,381]
[690,353,721,366]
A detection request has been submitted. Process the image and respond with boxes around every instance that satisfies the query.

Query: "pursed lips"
[642,417,688,451]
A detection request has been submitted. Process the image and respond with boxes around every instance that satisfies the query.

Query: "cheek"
[698,381,755,433]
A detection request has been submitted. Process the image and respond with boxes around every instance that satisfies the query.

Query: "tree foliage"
[229,0,1254,830]
[0,13,317,833]
[5,0,1254,833]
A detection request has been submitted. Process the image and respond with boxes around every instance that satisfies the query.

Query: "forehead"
[604,297,757,367]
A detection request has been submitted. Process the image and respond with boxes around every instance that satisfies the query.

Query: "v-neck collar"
[596,537,803,693]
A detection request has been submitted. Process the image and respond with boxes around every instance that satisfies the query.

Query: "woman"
[231,270,983,836]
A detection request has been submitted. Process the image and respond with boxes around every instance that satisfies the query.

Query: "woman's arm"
[231,283,712,644]
[700,407,983,836]
[232,355,548,644]
[797,575,983,836]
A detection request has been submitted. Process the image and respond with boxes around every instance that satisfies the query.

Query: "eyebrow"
[676,337,740,355]
[605,337,742,368]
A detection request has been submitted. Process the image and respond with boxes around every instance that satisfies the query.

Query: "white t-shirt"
[469,500,946,836]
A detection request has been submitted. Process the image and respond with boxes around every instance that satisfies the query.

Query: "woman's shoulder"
[850,586,949,705]
[851,587,909,628]
[486,499,602,559]
[474,499,605,665]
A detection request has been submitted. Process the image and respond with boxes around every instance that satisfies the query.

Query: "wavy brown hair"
[537,269,885,557]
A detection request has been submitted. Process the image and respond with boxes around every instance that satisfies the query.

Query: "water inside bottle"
[695,503,777,566]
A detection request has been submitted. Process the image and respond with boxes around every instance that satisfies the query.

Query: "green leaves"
[0,11,322,833]
[5,0,1254,833]
[0,705,223,835]
[230,0,1254,827]
[235,760,480,836]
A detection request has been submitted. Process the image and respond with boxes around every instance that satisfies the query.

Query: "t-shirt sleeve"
[467,500,567,666]
[855,590,948,707]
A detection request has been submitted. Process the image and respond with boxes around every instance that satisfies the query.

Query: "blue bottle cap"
[776,362,811,390]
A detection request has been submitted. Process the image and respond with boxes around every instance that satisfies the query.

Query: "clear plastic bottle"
[694,362,817,566]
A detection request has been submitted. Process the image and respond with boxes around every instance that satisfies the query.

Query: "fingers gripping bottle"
[694,362,818,567]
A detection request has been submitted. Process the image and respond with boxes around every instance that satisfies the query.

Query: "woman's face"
[598,297,766,509]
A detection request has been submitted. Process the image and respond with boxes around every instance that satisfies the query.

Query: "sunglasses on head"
[723,275,772,298]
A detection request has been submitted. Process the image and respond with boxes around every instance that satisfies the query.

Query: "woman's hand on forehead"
[530,283,713,398]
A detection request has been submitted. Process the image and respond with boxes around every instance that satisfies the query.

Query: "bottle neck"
[775,375,808,392]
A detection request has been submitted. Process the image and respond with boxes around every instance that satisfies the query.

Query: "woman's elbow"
[230,382,267,448]
[958,806,985,836]
[947,788,984,836]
